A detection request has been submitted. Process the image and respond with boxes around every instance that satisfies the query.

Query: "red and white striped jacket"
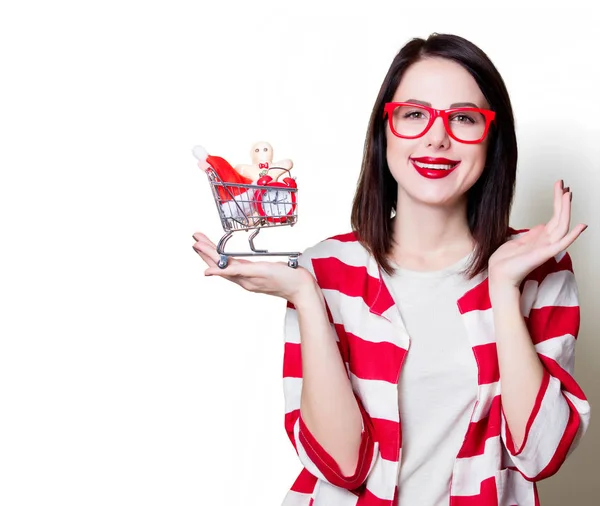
[282,230,590,506]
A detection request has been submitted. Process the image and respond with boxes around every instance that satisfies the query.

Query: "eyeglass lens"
[391,105,487,142]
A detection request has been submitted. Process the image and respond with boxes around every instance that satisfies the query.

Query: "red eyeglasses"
[383,102,496,144]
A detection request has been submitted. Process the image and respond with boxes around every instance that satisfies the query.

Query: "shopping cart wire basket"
[206,166,300,268]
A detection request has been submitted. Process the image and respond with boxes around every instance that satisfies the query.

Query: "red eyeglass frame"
[383,102,496,144]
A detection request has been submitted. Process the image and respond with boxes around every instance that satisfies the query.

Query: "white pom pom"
[192,145,208,161]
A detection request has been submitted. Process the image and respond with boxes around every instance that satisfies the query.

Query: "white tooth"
[413,161,455,170]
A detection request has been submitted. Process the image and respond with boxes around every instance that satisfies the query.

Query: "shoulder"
[298,230,372,279]
[300,231,361,261]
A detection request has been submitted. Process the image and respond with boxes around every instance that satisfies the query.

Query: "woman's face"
[385,57,491,208]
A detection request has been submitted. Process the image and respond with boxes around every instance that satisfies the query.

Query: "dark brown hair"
[350,33,517,278]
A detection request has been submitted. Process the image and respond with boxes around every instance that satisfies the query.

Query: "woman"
[193,33,590,506]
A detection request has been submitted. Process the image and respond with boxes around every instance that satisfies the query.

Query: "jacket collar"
[365,252,396,320]
[362,243,490,320]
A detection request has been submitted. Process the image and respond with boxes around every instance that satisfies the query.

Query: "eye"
[450,112,478,124]
[403,110,426,120]
[263,148,268,151]
[255,148,259,152]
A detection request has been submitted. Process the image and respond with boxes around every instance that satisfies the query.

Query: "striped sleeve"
[282,248,379,490]
[501,252,591,481]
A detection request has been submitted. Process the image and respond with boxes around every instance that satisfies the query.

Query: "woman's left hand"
[488,180,587,288]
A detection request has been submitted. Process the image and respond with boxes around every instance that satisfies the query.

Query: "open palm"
[192,232,314,302]
[488,180,587,287]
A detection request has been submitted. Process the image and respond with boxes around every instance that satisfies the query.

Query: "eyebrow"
[405,98,481,108]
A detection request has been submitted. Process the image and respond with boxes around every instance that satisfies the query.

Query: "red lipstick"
[411,157,460,164]
[410,157,460,179]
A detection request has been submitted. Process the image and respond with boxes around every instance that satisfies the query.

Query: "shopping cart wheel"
[288,256,298,269]
[218,254,229,269]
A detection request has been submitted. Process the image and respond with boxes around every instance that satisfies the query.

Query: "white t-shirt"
[381,252,480,505]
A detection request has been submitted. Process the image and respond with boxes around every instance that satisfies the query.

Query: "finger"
[194,235,218,253]
[192,233,225,256]
[553,190,572,241]
[191,233,252,267]
[192,236,231,264]
[192,232,216,248]
[192,239,220,263]
[546,180,564,232]
[193,244,218,268]
[546,223,587,258]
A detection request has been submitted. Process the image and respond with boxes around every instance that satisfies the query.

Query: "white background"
[1,1,598,505]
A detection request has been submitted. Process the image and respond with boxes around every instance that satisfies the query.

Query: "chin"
[400,182,464,208]
[402,171,480,204]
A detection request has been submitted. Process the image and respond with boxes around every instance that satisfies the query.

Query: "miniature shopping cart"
[206,166,300,268]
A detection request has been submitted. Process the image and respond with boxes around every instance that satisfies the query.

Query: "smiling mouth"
[410,158,461,179]
[411,160,459,171]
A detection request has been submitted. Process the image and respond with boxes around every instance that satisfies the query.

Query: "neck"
[391,191,474,263]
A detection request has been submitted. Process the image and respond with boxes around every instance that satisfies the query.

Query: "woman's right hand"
[192,232,317,304]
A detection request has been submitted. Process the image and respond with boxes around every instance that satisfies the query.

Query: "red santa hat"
[193,145,252,202]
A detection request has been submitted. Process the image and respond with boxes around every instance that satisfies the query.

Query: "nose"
[423,116,450,149]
